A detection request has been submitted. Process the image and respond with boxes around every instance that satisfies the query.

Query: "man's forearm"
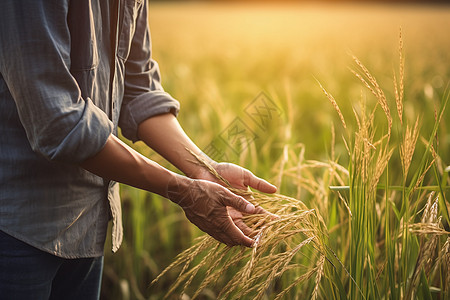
[137,113,212,179]
[80,134,183,197]
[81,132,260,247]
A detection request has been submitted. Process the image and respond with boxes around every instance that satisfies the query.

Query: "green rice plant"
[151,33,450,300]
[307,32,449,300]
[311,32,449,300]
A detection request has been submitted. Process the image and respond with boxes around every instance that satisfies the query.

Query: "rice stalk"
[331,122,336,163]
[407,193,444,299]
[368,141,393,196]
[400,117,420,178]
[273,269,317,300]
[150,235,214,287]
[412,156,437,195]
[409,223,449,236]
[316,79,347,129]
[394,28,405,124]
[180,242,222,296]
[275,144,290,188]
[350,56,393,138]
[440,237,450,293]
[336,191,352,218]
[311,254,326,300]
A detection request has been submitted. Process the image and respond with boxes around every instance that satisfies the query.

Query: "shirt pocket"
[117,0,143,60]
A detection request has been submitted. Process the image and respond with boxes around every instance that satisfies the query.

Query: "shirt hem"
[0,227,105,259]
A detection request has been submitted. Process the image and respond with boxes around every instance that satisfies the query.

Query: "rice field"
[101,2,450,299]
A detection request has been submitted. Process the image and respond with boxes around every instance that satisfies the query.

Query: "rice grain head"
[351,56,392,138]
[316,79,347,129]
[311,254,326,300]
[441,237,450,290]
[400,117,420,178]
[394,28,405,124]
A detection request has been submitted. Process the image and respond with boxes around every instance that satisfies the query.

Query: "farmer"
[0,1,276,299]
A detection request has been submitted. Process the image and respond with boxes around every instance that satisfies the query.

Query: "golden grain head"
[317,79,347,129]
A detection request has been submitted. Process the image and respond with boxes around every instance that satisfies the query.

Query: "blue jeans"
[0,230,103,300]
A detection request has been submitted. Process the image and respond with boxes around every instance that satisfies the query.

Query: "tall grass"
[150,33,450,299]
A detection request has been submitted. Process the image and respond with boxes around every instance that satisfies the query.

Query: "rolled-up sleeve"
[0,1,113,163]
[119,1,180,142]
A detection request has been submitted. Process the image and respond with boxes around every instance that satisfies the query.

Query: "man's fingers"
[222,187,277,220]
[243,171,277,194]
[220,216,254,247]
[228,207,257,237]
[222,190,256,214]
[254,205,267,214]
[253,204,279,219]
[207,216,254,247]
[233,218,256,238]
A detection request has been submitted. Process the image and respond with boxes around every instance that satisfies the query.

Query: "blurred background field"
[101,1,450,299]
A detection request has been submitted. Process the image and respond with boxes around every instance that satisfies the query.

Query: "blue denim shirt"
[0,0,180,258]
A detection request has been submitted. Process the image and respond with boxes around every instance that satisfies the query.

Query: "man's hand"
[191,162,277,243]
[167,176,259,247]
[136,114,277,246]
[193,162,277,194]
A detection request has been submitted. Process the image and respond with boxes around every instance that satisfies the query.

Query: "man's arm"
[116,1,275,245]
[81,134,258,247]
[81,134,174,197]
[136,113,277,241]
[137,113,277,192]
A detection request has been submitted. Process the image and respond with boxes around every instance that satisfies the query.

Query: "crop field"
[101,2,450,299]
